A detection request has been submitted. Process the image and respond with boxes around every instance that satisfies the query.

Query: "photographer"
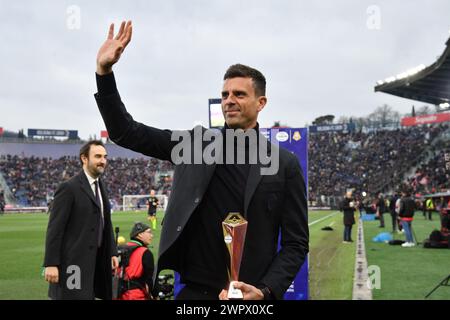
[119,222,155,300]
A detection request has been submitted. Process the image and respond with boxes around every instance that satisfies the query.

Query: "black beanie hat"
[130,222,150,239]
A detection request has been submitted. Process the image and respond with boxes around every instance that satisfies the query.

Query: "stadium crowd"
[308,124,448,205]
[407,140,450,195]
[1,124,449,209]
[0,155,173,207]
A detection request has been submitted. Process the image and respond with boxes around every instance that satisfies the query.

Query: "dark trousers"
[391,211,398,232]
[176,283,222,300]
[344,225,352,241]
[379,212,385,227]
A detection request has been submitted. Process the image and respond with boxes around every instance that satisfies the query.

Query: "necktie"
[94,180,104,247]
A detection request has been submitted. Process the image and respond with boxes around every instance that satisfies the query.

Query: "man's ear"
[81,154,88,166]
[257,96,267,112]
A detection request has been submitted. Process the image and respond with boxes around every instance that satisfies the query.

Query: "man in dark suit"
[94,21,308,300]
[43,140,118,299]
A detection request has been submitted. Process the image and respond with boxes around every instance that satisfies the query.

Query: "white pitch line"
[308,211,339,226]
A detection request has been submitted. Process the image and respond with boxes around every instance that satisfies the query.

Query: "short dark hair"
[79,140,105,165]
[223,64,266,97]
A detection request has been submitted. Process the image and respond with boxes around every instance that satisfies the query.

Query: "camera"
[157,274,174,300]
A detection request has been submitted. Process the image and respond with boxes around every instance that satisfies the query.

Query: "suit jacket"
[43,171,117,300]
[95,88,309,299]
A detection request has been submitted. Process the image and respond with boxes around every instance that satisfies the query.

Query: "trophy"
[222,212,248,300]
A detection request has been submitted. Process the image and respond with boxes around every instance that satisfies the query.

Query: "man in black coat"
[376,193,387,228]
[94,21,308,300]
[43,140,118,300]
[341,191,356,243]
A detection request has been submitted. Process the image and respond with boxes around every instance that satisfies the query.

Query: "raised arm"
[95,21,178,161]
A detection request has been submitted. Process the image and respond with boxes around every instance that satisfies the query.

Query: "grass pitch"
[308,210,355,299]
[0,211,162,300]
[364,212,450,300]
[0,210,448,300]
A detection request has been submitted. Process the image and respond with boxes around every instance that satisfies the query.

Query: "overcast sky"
[1,0,450,139]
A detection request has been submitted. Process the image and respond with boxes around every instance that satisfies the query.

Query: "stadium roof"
[375,36,450,106]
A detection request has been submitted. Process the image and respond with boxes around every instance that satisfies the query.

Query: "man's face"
[150,190,155,196]
[137,229,153,246]
[221,77,267,130]
[82,145,107,178]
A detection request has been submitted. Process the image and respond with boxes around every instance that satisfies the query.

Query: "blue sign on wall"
[262,127,309,300]
[28,128,78,139]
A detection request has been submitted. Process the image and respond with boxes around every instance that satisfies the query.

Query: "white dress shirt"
[84,170,104,218]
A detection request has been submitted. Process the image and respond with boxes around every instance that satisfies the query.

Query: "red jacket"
[119,242,150,300]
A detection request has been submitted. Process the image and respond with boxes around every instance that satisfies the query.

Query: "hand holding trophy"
[222,212,248,300]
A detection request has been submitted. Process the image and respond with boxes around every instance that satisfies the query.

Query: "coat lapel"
[243,133,271,217]
[201,127,223,188]
[78,171,100,209]
[98,178,110,214]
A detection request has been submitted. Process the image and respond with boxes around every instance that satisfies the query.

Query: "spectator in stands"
[407,141,450,196]
[308,124,448,205]
[43,140,118,299]
[0,154,173,207]
[340,191,356,243]
[94,21,308,300]
[399,189,416,247]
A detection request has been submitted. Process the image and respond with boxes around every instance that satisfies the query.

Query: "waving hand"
[96,20,132,75]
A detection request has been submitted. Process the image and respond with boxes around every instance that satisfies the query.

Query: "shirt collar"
[83,170,98,186]
[221,122,261,158]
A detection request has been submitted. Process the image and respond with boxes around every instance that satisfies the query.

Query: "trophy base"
[227,281,243,300]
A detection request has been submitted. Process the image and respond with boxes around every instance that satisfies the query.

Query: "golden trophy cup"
[222,212,248,300]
